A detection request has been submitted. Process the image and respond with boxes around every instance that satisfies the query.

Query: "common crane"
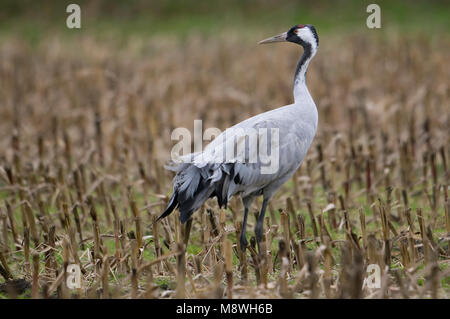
[157,24,319,251]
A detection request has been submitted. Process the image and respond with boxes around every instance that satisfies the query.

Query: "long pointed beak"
[258,32,287,44]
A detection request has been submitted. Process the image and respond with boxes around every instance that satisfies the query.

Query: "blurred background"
[1,0,448,163]
[1,0,449,39]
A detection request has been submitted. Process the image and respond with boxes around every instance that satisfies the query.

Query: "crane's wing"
[159,104,314,223]
[182,118,299,196]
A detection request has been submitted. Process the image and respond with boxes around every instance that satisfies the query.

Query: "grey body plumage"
[158,24,319,251]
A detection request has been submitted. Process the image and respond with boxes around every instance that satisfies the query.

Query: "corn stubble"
[0,33,448,298]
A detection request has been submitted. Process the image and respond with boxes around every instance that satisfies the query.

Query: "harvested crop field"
[0,1,449,300]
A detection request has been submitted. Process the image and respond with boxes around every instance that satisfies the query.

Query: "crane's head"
[259,24,319,50]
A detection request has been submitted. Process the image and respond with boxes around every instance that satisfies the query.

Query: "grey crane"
[157,24,319,251]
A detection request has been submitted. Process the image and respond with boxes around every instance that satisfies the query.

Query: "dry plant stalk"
[278,239,290,298]
[32,253,40,299]
[224,239,233,298]
[130,240,139,299]
[176,243,186,299]
[0,32,447,300]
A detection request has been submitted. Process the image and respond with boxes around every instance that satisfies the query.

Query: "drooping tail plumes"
[156,191,178,221]
[157,163,236,224]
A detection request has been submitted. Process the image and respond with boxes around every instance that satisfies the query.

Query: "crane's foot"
[255,223,264,244]
[239,233,248,252]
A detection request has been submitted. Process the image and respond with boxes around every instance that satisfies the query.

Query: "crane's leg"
[239,207,249,251]
[240,196,254,252]
[255,198,269,244]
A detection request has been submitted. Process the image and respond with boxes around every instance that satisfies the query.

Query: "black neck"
[294,42,313,85]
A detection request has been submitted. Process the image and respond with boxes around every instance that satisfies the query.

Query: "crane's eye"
[295,24,305,34]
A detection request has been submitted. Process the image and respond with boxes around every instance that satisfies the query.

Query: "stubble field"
[0,30,449,298]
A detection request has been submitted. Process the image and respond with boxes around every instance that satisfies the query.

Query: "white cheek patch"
[296,28,318,50]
